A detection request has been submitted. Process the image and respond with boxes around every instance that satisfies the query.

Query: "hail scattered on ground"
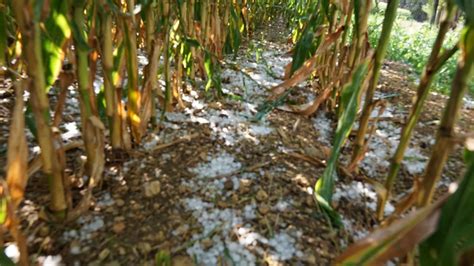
[1,36,473,265]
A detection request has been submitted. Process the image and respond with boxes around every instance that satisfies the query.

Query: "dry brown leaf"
[336,194,449,265]
[277,86,333,116]
[270,26,345,97]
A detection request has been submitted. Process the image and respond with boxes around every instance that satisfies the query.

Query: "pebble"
[39,226,50,237]
[201,238,213,250]
[98,248,110,261]
[306,254,317,264]
[174,224,189,236]
[258,204,270,215]
[172,255,193,266]
[231,194,239,204]
[112,222,126,234]
[115,199,125,207]
[256,189,268,202]
[154,231,165,242]
[137,242,152,255]
[118,247,126,255]
[144,181,161,198]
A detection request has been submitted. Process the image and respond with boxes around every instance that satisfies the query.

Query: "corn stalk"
[418,23,474,206]
[376,1,457,219]
[12,0,68,218]
[350,0,400,170]
[71,0,105,187]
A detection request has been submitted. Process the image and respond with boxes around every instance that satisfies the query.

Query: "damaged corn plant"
[0,0,473,264]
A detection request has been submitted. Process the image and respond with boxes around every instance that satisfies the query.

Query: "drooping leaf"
[271,26,345,96]
[41,0,71,91]
[336,195,447,265]
[420,150,474,265]
[456,0,474,25]
[314,61,369,227]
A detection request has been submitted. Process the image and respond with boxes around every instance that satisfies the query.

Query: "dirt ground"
[0,29,473,265]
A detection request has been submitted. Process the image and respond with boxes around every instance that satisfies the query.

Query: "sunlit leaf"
[42,0,71,91]
[314,61,368,227]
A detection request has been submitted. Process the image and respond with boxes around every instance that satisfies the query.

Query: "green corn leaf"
[290,12,323,75]
[204,51,223,96]
[69,18,90,51]
[155,250,171,266]
[0,197,7,224]
[25,104,38,140]
[0,248,15,266]
[456,0,474,25]
[204,51,213,91]
[41,0,71,92]
[419,150,474,266]
[314,62,368,227]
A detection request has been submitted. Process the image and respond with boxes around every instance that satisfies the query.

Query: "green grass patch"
[368,6,474,96]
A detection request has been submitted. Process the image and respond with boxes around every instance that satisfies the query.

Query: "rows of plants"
[0,0,473,264]
[369,2,474,95]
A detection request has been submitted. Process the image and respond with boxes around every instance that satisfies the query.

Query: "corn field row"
[1,0,473,264]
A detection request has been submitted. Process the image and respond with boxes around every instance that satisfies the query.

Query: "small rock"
[239,179,252,193]
[178,185,188,194]
[113,222,126,234]
[114,216,125,222]
[231,194,239,204]
[207,102,222,109]
[144,181,161,198]
[305,196,314,207]
[118,246,126,255]
[131,203,142,210]
[98,248,110,261]
[172,255,193,266]
[306,254,317,264]
[258,204,270,215]
[137,242,152,255]
[201,238,213,250]
[115,199,125,207]
[155,231,165,242]
[39,225,50,237]
[292,173,309,187]
[174,224,189,236]
[256,189,268,202]
[199,152,208,161]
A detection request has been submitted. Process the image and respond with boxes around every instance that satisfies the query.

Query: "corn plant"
[417,9,474,206]
[336,146,474,265]
[315,61,370,226]
[350,0,400,170]
[12,0,69,218]
[376,0,458,219]
[3,0,474,264]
